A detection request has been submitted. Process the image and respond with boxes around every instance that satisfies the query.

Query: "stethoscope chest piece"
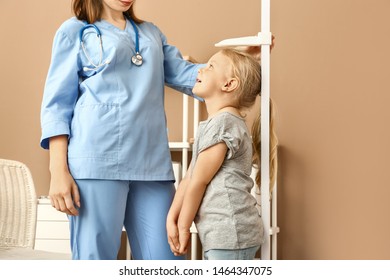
[131,52,143,66]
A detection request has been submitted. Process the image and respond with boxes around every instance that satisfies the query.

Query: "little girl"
[166,48,277,260]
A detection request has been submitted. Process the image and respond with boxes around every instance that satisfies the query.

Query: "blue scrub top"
[40,17,203,181]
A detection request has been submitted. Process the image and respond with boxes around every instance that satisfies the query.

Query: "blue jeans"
[204,246,260,260]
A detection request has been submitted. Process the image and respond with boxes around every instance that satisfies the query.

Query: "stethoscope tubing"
[79,17,142,70]
[128,17,140,55]
[79,23,102,42]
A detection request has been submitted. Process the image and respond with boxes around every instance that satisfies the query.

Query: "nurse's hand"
[236,35,275,60]
[48,135,80,216]
[49,168,80,216]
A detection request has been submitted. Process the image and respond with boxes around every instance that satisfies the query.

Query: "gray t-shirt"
[192,112,264,252]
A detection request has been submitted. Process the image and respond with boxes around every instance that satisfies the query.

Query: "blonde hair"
[220,48,261,111]
[72,0,143,24]
[220,48,278,197]
[251,100,278,197]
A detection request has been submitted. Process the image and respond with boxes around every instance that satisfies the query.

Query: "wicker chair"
[0,159,37,249]
[0,159,70,259]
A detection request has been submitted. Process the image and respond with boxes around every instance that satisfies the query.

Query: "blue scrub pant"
[69,180,183,260]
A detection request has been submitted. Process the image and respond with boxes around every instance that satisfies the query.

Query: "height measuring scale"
[215,0,279,260]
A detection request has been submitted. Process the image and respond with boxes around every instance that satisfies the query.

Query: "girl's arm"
[177,142,228,254]
[49,135,80,216]
[166,160,193,255]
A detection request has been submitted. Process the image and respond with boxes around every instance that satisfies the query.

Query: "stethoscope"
[79,17,143,71]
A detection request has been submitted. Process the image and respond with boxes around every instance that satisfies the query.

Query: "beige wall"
[1,0,389,259]
[0,1,72,198]
[272,1,390,259]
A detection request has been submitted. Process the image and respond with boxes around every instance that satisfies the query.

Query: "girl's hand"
[167,217,181,256]
[49,168,80,216]
[178,228,190,255]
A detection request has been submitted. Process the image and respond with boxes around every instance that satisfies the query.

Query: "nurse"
[40,0,203,260]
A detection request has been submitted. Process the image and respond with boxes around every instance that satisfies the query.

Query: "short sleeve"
[198,114,243,159]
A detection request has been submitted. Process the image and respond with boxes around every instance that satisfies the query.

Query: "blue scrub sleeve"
[40,30,80,149]
[158,28,205,101]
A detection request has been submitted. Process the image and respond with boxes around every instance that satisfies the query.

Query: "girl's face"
[193,52,233,99]
[102,0,134,14]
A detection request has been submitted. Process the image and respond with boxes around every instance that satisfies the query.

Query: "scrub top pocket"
[68,103,120,162]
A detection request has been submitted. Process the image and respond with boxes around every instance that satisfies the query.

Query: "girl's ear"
[221,78,239,93]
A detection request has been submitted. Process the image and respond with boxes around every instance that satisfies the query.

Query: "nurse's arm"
[177,142,227,254]
[49,135,80,216]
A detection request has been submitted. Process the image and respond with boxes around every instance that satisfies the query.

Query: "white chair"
[0,159,70,259]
